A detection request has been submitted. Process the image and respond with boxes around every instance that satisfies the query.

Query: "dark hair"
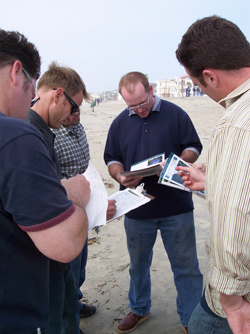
[176,16,250,79]
[0,29,41,79]
[119,71,149,94]
[38,61,90,101]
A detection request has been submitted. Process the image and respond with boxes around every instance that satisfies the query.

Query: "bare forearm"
[108,163,124,184]
[180,149,199,163]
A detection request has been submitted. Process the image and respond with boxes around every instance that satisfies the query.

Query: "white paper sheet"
[107,188,151,223]
[83,161,108,230]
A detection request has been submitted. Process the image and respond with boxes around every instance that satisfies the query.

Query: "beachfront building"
[151,74,194,98]
[98,90,119,101]
[96,75,198,101]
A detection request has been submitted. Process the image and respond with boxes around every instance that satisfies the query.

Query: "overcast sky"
[1,0,249,93]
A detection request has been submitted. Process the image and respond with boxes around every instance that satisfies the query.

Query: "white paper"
[83,161,108,230]
[107,188,151,223]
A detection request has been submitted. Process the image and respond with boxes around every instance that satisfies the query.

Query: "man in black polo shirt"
[25,61,90,334]
[0,31,90,334]
[104,71,203,334]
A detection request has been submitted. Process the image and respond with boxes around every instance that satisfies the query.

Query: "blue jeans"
[189,302,233,334]
[46,267,79,334]
[71,241,88,312]
[61,241,88,333]
[124,212,203,327]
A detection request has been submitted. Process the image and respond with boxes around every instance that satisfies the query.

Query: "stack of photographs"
[158,152,205,199]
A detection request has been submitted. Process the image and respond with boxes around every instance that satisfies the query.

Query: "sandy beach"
[79,97,225,334]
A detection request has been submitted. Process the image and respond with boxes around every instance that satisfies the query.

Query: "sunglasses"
[22,68,40,107]
[53,88,79,115]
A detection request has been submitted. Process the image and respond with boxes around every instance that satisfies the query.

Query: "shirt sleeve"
[0,132,74,231]
[178,109,203,155]
[104,119,124,166]
[207,126,250,297]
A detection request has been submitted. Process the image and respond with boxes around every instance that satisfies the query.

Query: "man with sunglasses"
[104,71,203,333]
[25,61,90,334]
[0,30,90,334]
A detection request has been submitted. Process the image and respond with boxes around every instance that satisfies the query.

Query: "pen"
[72,167,80,177]
[128,189,143,198]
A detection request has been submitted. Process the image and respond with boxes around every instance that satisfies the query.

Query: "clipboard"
[107,183,154,222]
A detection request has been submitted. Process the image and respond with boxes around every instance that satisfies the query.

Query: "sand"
[78,97,225,334]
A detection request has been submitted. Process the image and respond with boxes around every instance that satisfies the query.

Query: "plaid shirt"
[53,123,90,179]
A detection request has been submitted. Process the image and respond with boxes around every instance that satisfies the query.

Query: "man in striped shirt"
[176,16,250,334]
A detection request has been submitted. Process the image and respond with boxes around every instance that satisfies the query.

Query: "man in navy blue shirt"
[0,29,90,334]
[104,71,203,334]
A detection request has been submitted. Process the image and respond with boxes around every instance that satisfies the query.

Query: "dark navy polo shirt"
[0,113,74,333]
[104,98,202,219]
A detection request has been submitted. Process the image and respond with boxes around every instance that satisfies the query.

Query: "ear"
[149,85,154,95]
[202,69,218,87]
[10,60,23,86]
[53,88,64,104]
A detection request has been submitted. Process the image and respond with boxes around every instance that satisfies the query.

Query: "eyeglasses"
[53,88,80,115]
[126,96,150,112]
[22,68,40,107]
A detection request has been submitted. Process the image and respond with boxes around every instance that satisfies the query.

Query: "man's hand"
[61,174,90,209]
[220,293,250,334]
[108,163,143,188]
[175,165,206,191]
[192,163,206,173]
[106,199,117,220]
[119,174,143,188]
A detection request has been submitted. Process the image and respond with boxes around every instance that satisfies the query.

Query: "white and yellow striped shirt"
[205,78,250,317]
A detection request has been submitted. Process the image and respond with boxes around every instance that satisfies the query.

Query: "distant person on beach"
[176,15,250,334]
[90,99,96,112]
[25,61,91,334]
[104,71,203,334]
[186,85,191,97]
[0,30,90,334]
[193,86,196,96]
[53,110,116,334]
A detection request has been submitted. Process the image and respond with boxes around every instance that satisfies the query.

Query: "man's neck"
[32,105,49,125]
[64,124,73,130]
[218,68,250,96]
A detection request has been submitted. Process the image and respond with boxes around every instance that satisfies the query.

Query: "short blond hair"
[38,61,90,101]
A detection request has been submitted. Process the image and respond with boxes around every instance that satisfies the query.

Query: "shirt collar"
[128,95,161,116]
[67,123,82,135]
[28,109,55,143]
[219,78,250,108]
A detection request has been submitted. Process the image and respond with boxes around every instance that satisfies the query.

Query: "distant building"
[95,74,200,101]
[98,90,119,101]
[151,75,195,98]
